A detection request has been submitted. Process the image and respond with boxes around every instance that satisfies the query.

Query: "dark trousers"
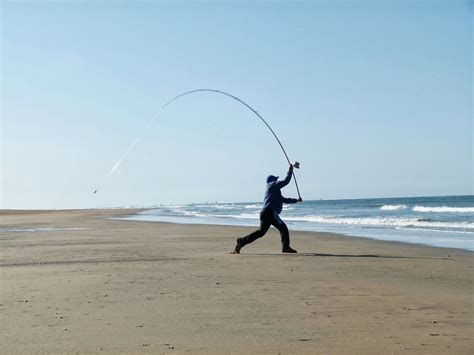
[241,208,290,248]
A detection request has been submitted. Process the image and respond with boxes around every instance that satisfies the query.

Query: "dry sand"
[1,209,472,354]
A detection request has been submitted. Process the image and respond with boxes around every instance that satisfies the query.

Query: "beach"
[1,209,473,354]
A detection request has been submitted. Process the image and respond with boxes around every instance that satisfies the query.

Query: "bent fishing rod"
[162,89,302,199]
[94,89,302,199]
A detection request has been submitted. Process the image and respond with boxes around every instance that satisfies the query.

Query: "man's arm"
[275,165,293,189]
[282,196,298,204]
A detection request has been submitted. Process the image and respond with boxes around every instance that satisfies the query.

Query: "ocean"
[120,195,474,251]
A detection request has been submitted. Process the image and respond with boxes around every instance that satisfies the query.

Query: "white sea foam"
[190,212,260,219]
[182,210,208,218]
[413,206,474,213]
[160,209,473,232]
[283,215,474,232]
[156,205,473,232]
[194,204,236,210]
[244,204,262,209]
[237,213,260,219]
[160,204,185,209]
[380,204,407,211]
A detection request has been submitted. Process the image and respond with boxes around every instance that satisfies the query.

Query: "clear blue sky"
[1,0,472,209]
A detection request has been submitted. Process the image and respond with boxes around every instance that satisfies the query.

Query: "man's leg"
[272,214,296,253]
[232,209,272,253]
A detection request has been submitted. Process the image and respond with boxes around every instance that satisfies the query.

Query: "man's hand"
[289,164,294,171]
[297,197,303,202]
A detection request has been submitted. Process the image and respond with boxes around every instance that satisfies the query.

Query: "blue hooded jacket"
[263,168,298,214]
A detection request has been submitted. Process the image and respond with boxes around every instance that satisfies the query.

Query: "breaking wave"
[282,215,474,232]
[413,206,474,213]
[380,204,407,211]
[120,196,474,250]
[194,204,236,210]
[244,204,261,209]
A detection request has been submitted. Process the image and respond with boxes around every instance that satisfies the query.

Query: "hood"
[266,175,278,184]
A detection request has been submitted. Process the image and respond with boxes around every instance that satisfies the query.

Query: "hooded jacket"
[263,168,298,214]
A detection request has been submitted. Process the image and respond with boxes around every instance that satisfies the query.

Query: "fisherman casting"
[232,163,303,254]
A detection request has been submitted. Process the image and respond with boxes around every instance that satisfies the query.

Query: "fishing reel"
[293,161,300,169]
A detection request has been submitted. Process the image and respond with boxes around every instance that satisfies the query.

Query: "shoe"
[231,238,244,254]
[282,246,297,253]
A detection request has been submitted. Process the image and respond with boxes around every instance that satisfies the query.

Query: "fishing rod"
[94,89,302,199]
[162,89,302,199]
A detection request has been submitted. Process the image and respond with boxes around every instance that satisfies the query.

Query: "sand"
[1,209,472,354]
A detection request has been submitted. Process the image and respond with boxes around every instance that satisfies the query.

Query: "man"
[232,164,302,254]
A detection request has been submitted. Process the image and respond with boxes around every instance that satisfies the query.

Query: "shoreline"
[114,214,474,254]
[110,197,474,252]
[1,209,473,353]
[2,207,473,253]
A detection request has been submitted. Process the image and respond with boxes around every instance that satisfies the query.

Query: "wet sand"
[1,209,472,354]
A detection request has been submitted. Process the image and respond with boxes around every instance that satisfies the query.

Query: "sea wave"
[380,204,407,211]
[194,204,236,210]
[283,215,474,232]
[413,206,474,213]
[238,213,260,219]
[244,204,261,209]
[146,206,474,232]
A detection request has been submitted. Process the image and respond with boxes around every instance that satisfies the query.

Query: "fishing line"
[94,89,301,199]
[93,115,160,194]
